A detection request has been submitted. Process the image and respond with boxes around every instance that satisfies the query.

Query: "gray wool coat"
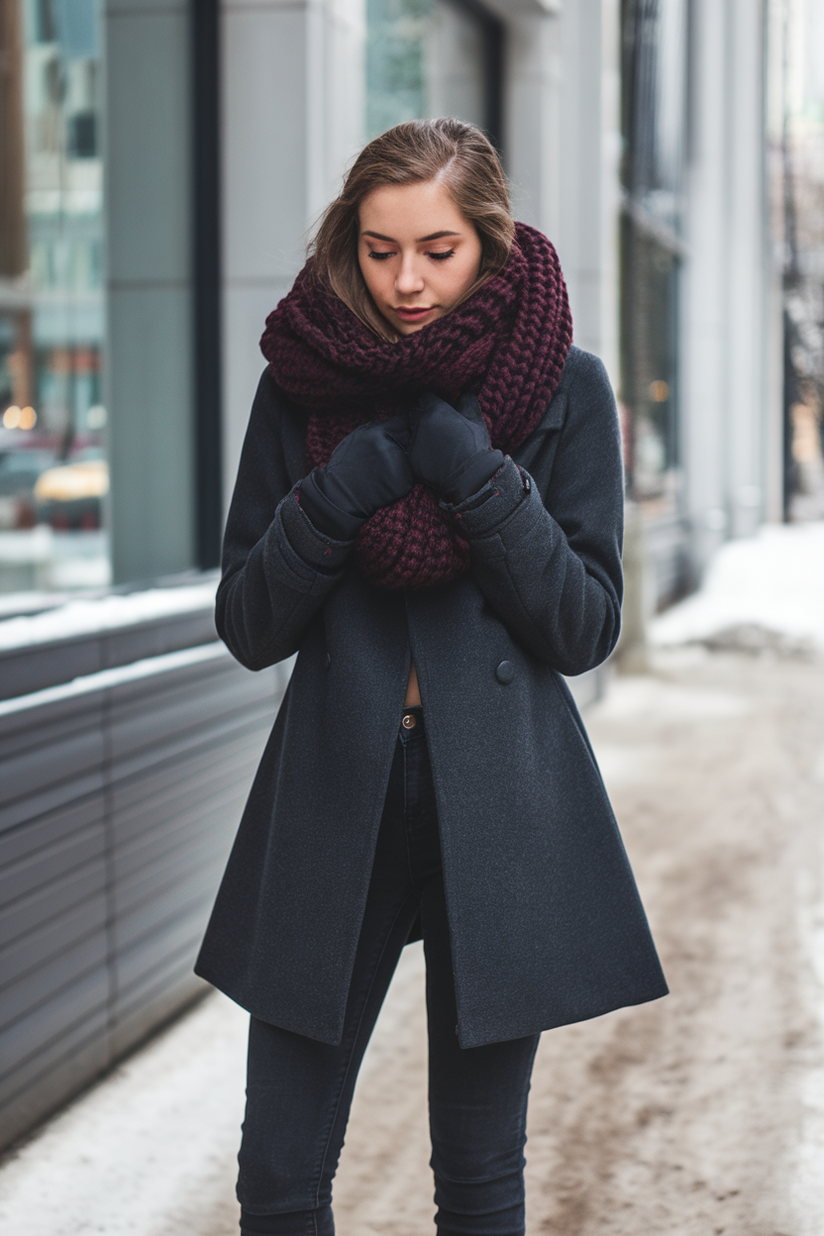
[195,345,668,1048]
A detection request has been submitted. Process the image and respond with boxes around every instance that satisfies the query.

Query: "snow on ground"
[0,947,428,1236]
[0,579,217,652]
[0,994,249,1236]
[651,521,824,652]
[1,522,823,1235]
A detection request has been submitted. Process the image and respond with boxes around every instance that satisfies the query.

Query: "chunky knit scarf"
[260,221,573,590]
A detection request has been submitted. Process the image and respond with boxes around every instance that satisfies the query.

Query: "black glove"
[408,392,505,506]
[299,414,414,541]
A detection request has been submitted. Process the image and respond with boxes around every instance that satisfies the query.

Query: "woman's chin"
[392,314,437,337]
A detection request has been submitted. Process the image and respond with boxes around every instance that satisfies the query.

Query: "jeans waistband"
[399,704,424,743]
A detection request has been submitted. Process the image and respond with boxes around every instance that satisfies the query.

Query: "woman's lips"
[393,305,434,322]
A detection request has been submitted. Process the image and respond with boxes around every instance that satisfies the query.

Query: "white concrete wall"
[680,0,731,567]
[220,0,365,513]
[502,11,563,243]
[680,0,777,569]
[725,0,770,539]
[501,0,620,384]
[556,0,621,384]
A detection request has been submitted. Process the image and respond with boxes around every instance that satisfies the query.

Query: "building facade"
[0,0,782,606]
[0,0,784,1149]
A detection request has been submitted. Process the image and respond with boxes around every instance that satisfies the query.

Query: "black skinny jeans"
[238,708,540,1236]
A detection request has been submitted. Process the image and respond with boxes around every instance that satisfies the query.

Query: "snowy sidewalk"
[1,521,823,1236]
[0,947,430,1236]
[0,994,249,1236]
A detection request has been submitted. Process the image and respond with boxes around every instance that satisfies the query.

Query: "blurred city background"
[1,1,823,1233]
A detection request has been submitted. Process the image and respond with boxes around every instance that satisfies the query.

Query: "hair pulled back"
[311,118,515,340]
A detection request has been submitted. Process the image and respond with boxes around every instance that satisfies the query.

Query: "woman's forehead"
[358,180,469,238]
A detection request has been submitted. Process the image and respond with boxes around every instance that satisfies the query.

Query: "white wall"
[681,0,779,570]
[501,0,620,383]
[220,0,366,513]
[556,0,621,384]
[502,10,562,243]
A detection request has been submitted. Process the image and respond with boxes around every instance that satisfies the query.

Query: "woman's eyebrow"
[361,230,462,243]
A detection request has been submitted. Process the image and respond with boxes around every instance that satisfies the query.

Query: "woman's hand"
[408,392,505,505]
[299,414,414,540]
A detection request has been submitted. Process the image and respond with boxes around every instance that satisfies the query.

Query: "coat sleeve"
[450,351,624,676]
[215,370,353,670]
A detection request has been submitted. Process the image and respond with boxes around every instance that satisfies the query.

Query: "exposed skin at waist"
[405,662,422,707]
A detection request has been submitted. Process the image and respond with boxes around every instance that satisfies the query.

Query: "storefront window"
[620,0,688,511]
[620,222,680,506]
[366,0,501,144]
[0,0,107,594]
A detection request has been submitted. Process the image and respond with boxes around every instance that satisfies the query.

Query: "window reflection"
[366,0,498,142]
[0,0,108,593]
[620,0,688,513]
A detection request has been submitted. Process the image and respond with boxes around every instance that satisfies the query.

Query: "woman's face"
[357,179,483,336]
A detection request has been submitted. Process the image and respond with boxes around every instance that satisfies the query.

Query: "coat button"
[495,660,514,685]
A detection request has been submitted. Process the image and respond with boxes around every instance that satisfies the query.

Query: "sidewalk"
[2,523,824,1235]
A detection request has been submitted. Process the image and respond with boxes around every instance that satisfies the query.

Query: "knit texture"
[260,221,573,589]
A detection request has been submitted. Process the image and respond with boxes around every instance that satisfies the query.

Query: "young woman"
[196,118,667,1236]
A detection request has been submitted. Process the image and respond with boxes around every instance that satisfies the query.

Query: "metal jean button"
[402,713,417,729]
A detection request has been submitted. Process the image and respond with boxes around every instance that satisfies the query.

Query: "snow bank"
[651,522,824,653]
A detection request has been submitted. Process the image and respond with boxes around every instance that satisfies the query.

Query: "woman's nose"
[395,255,425,295]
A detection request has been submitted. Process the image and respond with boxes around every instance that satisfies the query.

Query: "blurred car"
[0,449,57,528]
[34,451,109,530]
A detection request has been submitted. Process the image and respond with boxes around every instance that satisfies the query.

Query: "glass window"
[619,0,688,512]
[0,0,108,595]
[621,0,688,236]
[365,0,500,145]
[619,221,679,505]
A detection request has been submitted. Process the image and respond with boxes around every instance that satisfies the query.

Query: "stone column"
[220,0,366,512]
[680,0,775,572]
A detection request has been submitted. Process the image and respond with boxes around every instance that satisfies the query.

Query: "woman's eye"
[427,249,455,262]
[368,250,394,261]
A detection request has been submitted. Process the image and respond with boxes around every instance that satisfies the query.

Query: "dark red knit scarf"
[260,221,573,590]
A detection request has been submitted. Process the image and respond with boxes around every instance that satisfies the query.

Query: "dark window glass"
[620,219,679,502]
[620,0,688,511]
[67,110,96,159]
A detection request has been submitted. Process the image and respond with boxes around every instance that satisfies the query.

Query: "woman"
[196,118,667,1236]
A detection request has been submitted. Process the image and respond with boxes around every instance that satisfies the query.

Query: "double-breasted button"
[495,660,514,685]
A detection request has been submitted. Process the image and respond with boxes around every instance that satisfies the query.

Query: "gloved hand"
[408,392,505,506]
[299,414,414,541]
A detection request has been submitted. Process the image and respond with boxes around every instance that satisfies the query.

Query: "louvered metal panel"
[0,610,286,1153]
[0,593,603,1155]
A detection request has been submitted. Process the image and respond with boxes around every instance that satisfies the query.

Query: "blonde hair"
[311,118,515,340]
